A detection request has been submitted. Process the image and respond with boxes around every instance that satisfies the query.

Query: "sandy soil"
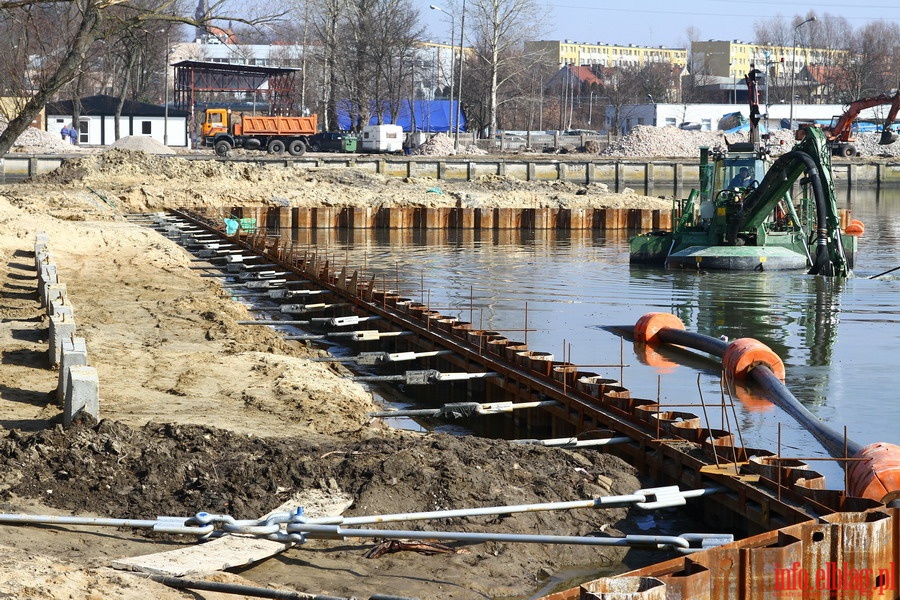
[0,151,683,599]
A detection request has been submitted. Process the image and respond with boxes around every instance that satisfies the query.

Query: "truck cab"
[202,108,232,140]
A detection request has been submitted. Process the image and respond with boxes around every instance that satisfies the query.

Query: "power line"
[550,2,899,21]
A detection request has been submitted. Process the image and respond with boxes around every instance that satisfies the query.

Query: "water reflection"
[291,188,900,490]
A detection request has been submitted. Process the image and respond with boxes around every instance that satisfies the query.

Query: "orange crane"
[824,92,900,157]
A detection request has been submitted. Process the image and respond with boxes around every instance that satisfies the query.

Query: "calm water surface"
[301,187,900,489]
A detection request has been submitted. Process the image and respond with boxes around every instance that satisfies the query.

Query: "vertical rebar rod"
[696,375,720,469]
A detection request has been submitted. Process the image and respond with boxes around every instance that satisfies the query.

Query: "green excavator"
[630,69,860,277]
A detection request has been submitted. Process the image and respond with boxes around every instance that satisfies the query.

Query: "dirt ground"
[0,151,685,599]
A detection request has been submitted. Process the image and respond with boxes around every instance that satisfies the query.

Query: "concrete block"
[35,249,52,272]
[48,311,76,366]
[46,284,70,316]
[38,264,58,306]
[64,365,99,427]
[34,232,49,269]
[57,337,88,404]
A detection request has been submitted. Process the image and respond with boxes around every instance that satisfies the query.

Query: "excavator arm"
[728,126,848,276]
[828,92,900,143]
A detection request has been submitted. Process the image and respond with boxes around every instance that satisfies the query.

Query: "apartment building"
[524,40,687,69]
[691,40,846,83]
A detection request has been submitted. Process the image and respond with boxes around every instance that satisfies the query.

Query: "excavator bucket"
[879,129,899,145]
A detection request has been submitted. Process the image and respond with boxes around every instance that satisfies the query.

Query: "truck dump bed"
[239,115,318,136]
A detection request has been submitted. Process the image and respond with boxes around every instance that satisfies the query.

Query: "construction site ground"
[0,148,705,599]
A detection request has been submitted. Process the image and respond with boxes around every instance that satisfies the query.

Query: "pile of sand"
[108,135,176,155]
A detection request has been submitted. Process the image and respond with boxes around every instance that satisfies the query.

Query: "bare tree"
[466,0,541,137]
[305,0,343,129]
[0,0,280,157]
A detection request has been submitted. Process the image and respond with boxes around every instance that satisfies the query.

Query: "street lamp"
[730,62,736,104]
[429,4,455,139]
[789,16,816,129]
[454,0,466,150]
[587,90,593,126]
[164,31,170,146]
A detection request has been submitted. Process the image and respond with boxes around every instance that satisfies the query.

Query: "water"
[297,187,900,490]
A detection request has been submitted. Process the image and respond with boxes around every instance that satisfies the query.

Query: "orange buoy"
[634,313,685,344]
[845,219,865,236]
[722,338,786,380]
[847,442,900,504]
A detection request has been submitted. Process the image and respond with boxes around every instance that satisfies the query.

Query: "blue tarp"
[337,100,465,133]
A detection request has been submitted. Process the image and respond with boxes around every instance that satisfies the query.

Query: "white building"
[45,95,190,147]
[607,103,895,135]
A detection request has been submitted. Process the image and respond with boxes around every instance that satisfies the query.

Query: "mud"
[0,151,693,599]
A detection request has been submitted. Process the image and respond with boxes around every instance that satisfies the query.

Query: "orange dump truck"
[202,108,318,157]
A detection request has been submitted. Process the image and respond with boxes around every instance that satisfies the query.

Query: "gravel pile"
[600,125,900,158]
[108,135,176,155]
[0,118,81,153]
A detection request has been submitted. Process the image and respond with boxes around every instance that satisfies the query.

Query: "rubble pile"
[459,143,488,155]
[412,132,488,156]
[602,126,726,157]
[600,125,871,158]
[853,132,900,157]
[411,132,454,155]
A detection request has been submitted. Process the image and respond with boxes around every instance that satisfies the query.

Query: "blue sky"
[421,0,900,49]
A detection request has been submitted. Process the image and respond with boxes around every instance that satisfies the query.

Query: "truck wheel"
[309,142,321,152]
[288,140,307,156]
[842,144,857,157]
[267,139,285,154]
[215,140,232,157]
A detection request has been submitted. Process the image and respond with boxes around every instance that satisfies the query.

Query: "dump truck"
[202,108,318,157]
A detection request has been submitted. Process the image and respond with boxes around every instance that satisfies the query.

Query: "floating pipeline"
[633,312,900,505]
[160,209,893,536]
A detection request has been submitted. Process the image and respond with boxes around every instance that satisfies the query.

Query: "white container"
[360,124,403,153]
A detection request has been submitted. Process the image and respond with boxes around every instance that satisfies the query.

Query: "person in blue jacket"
[68,124,77,144]
[60,124,70,141]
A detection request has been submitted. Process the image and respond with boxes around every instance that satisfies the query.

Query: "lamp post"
[587,90,593,126]
[429,4,454,138]
[730,62,736,104]
[454,0,466,150]
[789,16,816,129]
[164,31,170,146]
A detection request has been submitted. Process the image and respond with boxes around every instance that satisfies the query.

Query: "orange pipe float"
[629,312,900,505]
[848,442,900,504]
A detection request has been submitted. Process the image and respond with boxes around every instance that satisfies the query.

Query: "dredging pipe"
[631,313,900,505]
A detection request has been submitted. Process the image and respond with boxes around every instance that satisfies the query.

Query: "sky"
[421,0,900,49]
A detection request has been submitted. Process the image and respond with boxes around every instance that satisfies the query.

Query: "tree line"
[0,1,897,155]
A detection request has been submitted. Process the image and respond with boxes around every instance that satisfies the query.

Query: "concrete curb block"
[64,365,99,426]
[36,232,101,427]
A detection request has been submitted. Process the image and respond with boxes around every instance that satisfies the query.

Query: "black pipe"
[733,149,837,275]
[633,326,864,462]
[657,328,728,357]
[749,365,862,459]
[145,574,420,600]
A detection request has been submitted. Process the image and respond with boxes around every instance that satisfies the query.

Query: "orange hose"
[722,338,786,380]
[634,313,685,344]
[848,442,900,504]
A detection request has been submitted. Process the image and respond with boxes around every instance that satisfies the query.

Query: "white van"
[360,124,404,153]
